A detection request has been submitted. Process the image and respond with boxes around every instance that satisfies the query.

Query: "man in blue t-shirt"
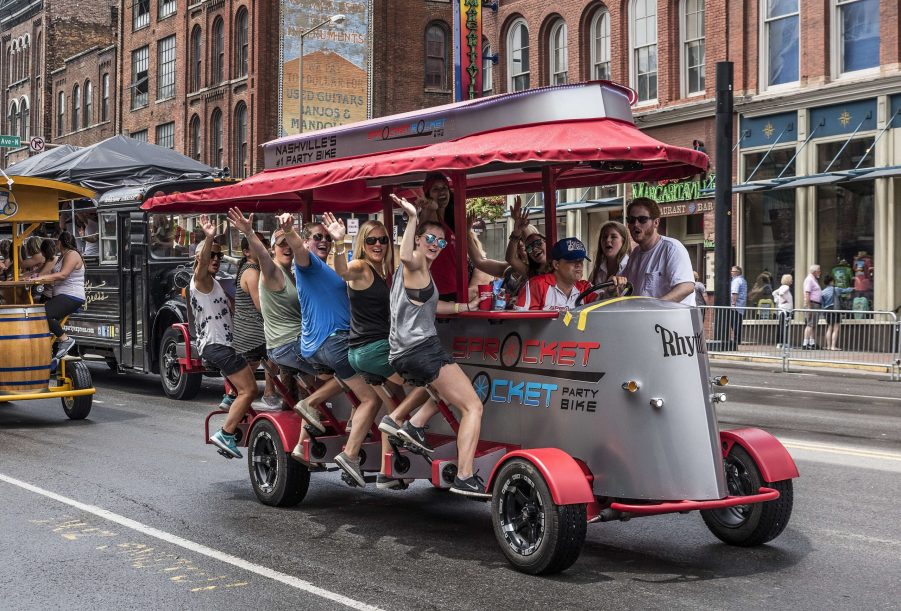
[279,214,380,488]
[729,265,748,351]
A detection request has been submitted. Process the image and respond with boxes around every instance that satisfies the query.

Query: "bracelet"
[334,246,346,255]
[509,232,521,241]
[454,303,461,314]
[466,302,471,311]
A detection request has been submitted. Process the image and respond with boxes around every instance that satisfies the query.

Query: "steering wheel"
[575,280,633,307]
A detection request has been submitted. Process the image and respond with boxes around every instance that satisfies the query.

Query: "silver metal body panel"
[263,82,635,169]
[434,299,728,501]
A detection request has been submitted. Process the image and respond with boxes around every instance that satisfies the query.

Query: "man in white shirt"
[612,198,695,305]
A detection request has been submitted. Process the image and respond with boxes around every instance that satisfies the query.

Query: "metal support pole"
[541,167,557,245]
[381,185,394,251]
[301,191,313,222]
[452,172,468,303]
[714,62,734,309]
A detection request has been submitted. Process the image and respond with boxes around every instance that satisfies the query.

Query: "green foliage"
[466,196,506,222]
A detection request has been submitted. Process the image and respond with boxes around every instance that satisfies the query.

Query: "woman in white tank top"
[31,231,86,359]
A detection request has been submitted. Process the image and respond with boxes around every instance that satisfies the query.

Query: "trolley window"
[99,212,117,264]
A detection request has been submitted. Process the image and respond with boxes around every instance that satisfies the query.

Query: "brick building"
[0,0,117,165]
[50,45,117,147]
[119,0,279,178]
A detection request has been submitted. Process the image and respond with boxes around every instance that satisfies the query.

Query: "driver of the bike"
[514,238,597,311]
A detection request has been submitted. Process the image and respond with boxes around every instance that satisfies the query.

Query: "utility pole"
[714,62,734,308]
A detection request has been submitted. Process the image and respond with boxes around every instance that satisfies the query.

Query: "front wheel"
[701,445,793,546]
[62,360,93,420]
[247,419,310,507]
[491,458,586,575]
[159,327,202,400]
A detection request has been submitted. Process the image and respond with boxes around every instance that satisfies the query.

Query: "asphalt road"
[1,362,899,610]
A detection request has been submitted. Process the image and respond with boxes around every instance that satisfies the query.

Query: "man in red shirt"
[516,238,597,311]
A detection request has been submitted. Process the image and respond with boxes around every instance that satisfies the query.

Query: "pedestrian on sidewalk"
[803,264,822,349]
[773,274,793,349]
[822,274,853,351]
[729,266,748,351]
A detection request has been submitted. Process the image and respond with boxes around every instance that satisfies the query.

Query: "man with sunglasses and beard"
[611,197,695,304]
[192,215,260,460]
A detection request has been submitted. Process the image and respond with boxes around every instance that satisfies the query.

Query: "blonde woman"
[772,274,794,348]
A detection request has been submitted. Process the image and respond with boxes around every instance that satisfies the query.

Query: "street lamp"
[299,13,346,133]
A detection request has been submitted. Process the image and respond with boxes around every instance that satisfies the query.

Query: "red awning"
[143,118,708,213]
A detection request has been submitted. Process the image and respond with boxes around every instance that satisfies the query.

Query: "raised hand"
[322,211,346,242]
[510,195,529,233]
[227,207,253,234]
[198,214,216,238]
[390,193,418,218]
[466,211,478,232]
[277,212,295,233]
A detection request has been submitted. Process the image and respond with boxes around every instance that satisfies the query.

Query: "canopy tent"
[142,118,709,214]
[4,145,81,176]
[5,135,217,193]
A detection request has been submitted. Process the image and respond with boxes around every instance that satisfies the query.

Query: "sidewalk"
[709,344,900,380]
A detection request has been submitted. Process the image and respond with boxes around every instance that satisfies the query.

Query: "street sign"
[0,134,21,148]
[346,217,359,235]
[29,136,45,153]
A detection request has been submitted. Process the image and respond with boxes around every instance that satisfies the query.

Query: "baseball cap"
[271,228,288,246]
[520,224,545,244]
[550,238,591,262]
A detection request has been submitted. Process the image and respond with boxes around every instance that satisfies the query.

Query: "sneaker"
[450,473,490,499]
[210,429,242,459]
[335,451,365,487]
[54,337,76,359]
[218,394,236,409]
[397,421,434,453]
[250,399,281,412]
[49,357,60,373]
[377,415,402,438]
[376,474,410,490]
[293,398,325,433]
[262,394,285,410]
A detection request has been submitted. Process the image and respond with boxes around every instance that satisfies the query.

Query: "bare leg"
[305,377,342,407]
[429,363,483,478]
[341,376,379,458]
[222,367,257,434]
[387,386,430,423]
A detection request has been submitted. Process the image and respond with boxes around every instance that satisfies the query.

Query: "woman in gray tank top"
[385,194,488,499]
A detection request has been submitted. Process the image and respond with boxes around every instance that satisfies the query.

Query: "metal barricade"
[697,305,900,381]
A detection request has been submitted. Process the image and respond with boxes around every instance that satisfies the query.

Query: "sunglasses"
[422,234,447,249]
[274,239,289,247]
[310,233,334,243]
[209,251,223,260]
[626,215,654,225]
[525,240,543,254]
[365,236,389,246]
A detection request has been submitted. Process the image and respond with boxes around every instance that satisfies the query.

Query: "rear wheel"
[701,445,793,546]
[159,327,202,400]
[491,458,586,575]
[247,419,310,507]
[61,360,93,420]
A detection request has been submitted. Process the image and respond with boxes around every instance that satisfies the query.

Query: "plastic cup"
[478,284,493,310]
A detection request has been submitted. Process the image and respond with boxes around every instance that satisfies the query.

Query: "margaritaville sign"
[631,173,716,205]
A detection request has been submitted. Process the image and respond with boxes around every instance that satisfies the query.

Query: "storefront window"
[100,213,117,263]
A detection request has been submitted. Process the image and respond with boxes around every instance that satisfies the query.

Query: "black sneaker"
[334,451,365,487]
[54,337,76,359]
[450,473,490,499]
[397,421,434,453]
[376,474,409,490]
[377,415,401,437]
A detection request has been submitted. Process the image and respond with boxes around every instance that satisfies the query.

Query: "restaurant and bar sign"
[659,200,714,217]
[631,173,715,204]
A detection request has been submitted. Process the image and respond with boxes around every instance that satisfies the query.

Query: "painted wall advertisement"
[280,1,370,136]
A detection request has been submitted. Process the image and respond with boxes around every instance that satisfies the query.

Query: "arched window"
[210,109,223,168]
[424,23,448,89]
[190,26,203,91]
[22,36,29,78]
[101,73,110,121]
[590,7,611,80]
[630,0,658,102]
[212,18,225,85]
[20,98,28,140]
[6,46,11,86]
[681,0,706,96]
[35,33,42,79]
[72,84,81,131]
[234,102,247,178]
[189,114,201,161]
[506,18,530,92]
[11,43,17,82]
[57,91,65,136]
[548,19,568,85]
[8,100,18,137]
[83,80,93,127]
[482,37,493,96]
[235,8,249,78]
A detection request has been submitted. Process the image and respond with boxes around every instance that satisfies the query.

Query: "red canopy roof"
[143,118,708,214]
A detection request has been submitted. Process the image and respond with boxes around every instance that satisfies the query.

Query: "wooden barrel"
[0,304,54,393]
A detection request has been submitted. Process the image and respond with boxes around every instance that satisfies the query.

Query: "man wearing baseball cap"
[515,238,598,311]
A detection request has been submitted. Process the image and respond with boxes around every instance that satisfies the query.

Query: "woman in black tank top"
[323,213,430,490]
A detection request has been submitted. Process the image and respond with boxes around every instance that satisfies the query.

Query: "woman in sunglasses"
[386,194,488,498]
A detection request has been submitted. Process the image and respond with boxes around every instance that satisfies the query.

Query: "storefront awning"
[557,197,623,211]
[732,181,778,194]
[770,171,859,190]
[850,165,901,181]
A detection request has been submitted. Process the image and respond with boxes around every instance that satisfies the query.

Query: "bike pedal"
[217,449,235,459]
[340,471,363,488]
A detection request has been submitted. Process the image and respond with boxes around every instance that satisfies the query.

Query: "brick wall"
[51,45,116,146]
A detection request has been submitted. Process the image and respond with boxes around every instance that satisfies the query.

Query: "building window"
[57,91,65,136]
[590,7,611,80]
[234,102,247,178]
[100,212,117,263]
[763,0,799,88]
[834,0,879,75]
[133,0,150,30]
[630,0,658,102]
[157,35,176,99]
[681,0,705,95]
[235,8,249,78]
[210,109,223,167]
[131,46,149,109]
[425,23,448,89]
[83,81,92,127]
[212,18,225,85]
[507,18,530,92]
[549,19,567,85]
[130,129,148,142]
[72,84,81,131]
[22,38,29,78]
[156,121,175,148]
[20,98,28,139]
[189,114,201,160]
[8,101,18,137]
[159,0,176,19]
[482,38,493,96]
[190,27,202,91]
[101,73,110,121]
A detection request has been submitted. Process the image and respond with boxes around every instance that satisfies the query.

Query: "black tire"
[701,444,794,546]
[491,458,586,575]
[159,327,202,400]
[247,419,310,507]
[62,360,93,420]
